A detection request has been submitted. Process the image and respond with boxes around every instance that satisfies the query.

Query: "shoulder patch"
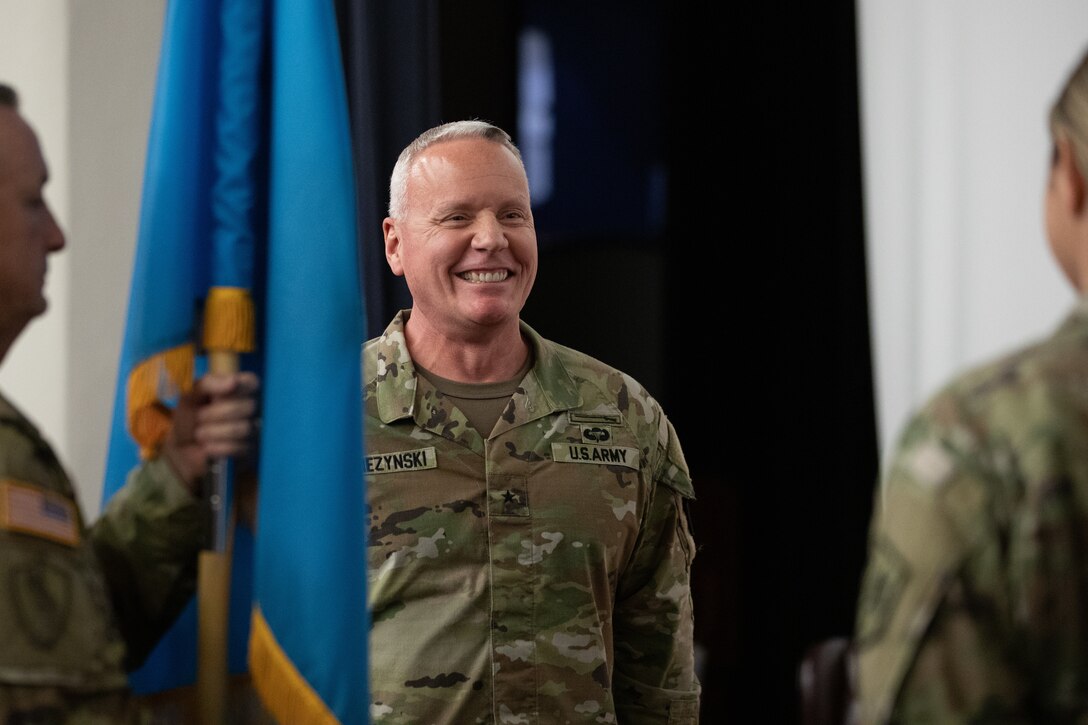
[11,558,73,649]
[855,536,911,648]
[0,479,81,547]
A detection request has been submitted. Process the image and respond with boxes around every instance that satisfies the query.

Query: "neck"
[404,314,529,383]
[0,320,26,368]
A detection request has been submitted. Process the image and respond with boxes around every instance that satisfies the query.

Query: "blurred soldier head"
[1046,51,1088,291]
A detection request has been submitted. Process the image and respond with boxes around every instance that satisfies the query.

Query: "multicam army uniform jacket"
[854,298,1088,724]
[365,310,700,724]
[0,393,206,723]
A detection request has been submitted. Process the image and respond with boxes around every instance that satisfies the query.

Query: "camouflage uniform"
[365,310,700,724]
[0,393,207,724]
[854,297,1088,724]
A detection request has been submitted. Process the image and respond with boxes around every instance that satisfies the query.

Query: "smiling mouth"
[459,270,509,283]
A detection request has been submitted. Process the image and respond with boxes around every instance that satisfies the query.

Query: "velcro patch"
[489,475,529,517]
[579,424,613,443]
[0,479,80,547]
[568,412,622,425]
[365,446,437,475]
[855,536,911,647]
[551,443,639,470]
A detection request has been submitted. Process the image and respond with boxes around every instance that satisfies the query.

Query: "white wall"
[859,1,1088,469]
[0,0,164,517]
[0,0,71,486]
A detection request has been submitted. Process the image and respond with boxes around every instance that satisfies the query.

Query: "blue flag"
[103,0,368,719]
[246,2,369,723]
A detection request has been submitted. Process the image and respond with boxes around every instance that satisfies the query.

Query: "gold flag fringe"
[124,288,254,459]
[249,606,340,725]
[203,286,256,352]
[126,344,195,459]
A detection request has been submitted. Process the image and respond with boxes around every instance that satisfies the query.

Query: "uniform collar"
[0,391,28,425]
[370,309,582,432]
[1055,294,1088,338]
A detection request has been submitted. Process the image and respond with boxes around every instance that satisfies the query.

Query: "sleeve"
[853,404,1032,725]
[89,456,209,670]
[612,416,701,724]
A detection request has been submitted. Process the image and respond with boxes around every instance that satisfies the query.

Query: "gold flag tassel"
[203,286,257,355]
[126,344,196,459]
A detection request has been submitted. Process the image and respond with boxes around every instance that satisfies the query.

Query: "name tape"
[551,443,639,470]
[365,446,438,475]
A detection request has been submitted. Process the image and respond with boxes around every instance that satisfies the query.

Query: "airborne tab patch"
[365,446,438,475]
[0,479,80,547]
[551,443,639,470]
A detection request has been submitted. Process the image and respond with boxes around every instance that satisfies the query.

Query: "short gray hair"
[387,120,526,218]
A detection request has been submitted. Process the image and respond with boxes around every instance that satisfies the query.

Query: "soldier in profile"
[0,83,258,722]
[854,45,1088,723]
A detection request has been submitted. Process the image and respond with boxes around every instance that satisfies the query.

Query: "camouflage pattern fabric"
[366,310,700,724]
[854,298,1088,724]
[0,393,206,724]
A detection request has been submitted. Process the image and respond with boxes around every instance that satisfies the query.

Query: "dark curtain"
[335,0,520,336]
[716,1,879,720]
[335,0,439,336]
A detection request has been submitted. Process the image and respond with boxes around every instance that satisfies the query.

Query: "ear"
[1055,135,1087,216]
[383,218,405,276]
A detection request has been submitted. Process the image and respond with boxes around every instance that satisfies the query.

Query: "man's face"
[383,137,537,339]
[0,108,65,338]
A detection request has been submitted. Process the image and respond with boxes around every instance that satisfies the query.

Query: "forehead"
[406,138,528,201]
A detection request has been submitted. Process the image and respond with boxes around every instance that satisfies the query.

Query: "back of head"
[387,120,525,218]
[1050,48,1088,175]
[0,84,20,175]
[0,83,17,110]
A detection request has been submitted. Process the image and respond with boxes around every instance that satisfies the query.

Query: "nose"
[43,205,65,253]
[471,214,509,252]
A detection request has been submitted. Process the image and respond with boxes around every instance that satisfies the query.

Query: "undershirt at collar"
[415,354,533,437]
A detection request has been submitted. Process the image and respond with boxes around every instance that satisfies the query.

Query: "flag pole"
[198,350,240,725]
[195,0,265,714]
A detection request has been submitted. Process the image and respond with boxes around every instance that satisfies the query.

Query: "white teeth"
[460,270,509,283]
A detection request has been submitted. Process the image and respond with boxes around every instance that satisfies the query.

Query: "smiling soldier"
[364,120,701,724]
